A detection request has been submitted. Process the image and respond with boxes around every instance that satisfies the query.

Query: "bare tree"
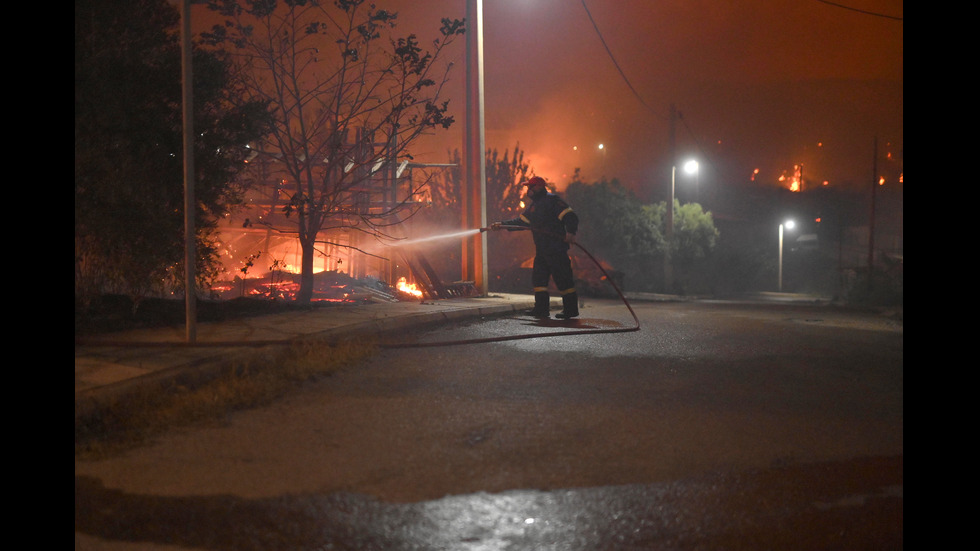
[203,0,464,302]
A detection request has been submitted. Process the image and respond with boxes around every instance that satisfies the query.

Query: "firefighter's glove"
[490,222,502,231]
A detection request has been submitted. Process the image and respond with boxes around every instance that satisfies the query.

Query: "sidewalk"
[74,290,842,423]
[75,293,545,421]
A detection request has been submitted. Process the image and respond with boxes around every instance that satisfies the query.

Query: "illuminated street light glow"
[683,159,699,175]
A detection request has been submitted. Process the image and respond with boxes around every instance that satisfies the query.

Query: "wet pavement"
[76,455,903,550]
[75,294,902,550]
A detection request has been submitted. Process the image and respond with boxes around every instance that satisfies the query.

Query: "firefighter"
[491,176,580,319]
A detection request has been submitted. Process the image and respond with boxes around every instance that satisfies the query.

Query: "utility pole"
[462,0,488,296]
[868,136,878,294]
[181,0,196,342]
[664,103,677,293]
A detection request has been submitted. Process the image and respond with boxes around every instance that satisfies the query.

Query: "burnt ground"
[73,270,422,337]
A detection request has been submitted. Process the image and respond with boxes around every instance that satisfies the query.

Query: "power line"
[577,1,721,180]
[579,0,665,122]
[814,0,903,21]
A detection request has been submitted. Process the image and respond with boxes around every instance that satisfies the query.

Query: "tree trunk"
[297,237,316,304]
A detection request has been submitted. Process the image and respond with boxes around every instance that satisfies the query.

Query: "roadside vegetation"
[75,0,271,308]
[75,338,378,460]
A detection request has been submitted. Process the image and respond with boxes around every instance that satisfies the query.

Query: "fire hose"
[380,225,640,348]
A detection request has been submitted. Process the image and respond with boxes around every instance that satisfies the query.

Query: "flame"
[790,164,803,192]
[777,165,803,192]
[397,277,423,298]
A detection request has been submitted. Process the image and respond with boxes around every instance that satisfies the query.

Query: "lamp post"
[462,0,488,296]
[665,165,676,292]
[779,219,795,292]
[665,158,698,292]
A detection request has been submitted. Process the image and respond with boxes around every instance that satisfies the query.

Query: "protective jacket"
[502,193,579,254]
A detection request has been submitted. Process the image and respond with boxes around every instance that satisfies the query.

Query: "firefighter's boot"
[527,291,551,318]
[556,291,580,319]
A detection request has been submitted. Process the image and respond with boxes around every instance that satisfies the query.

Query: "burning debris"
[77,252,480,336]
[76,272,428,336]
[213,270,426,303]
[212,266,478,304]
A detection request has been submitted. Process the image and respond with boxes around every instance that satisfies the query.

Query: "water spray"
[388,228,484,247]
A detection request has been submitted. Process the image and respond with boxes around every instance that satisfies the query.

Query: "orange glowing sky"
[194,0,903,199]
[395,0,903,199]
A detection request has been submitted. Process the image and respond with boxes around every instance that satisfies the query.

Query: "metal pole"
[868,136,877,294]
[664,104,676,293]
[181,0,197,342]
[695,169,700,203]
[665,165,674,292]
[463,0,488,295]
[778,224,784,292]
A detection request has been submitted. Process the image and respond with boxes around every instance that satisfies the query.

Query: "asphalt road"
[75,298,903,550]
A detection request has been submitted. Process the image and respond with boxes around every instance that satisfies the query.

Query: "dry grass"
[75,337,378,459]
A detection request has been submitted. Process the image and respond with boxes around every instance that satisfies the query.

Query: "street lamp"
[665,164,677,292]
[665,158,699,292]
[462,0,488,296]
[779,219,796,292]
